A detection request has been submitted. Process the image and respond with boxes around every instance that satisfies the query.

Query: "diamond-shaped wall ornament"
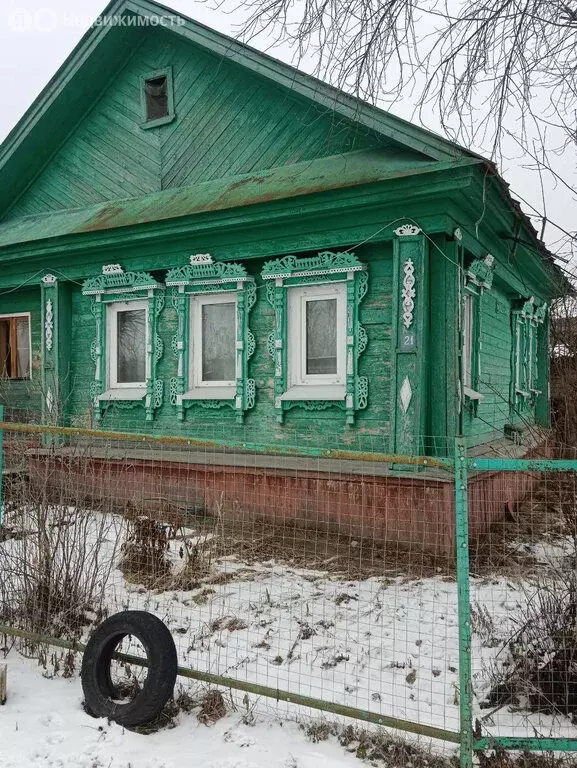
[399,376,413,414]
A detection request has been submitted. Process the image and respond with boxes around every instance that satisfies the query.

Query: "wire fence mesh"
[2,410,577,763]
[467,458,577,747]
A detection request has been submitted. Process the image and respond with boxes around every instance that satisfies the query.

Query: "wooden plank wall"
[4,30,384,221]
[61,242,393,450]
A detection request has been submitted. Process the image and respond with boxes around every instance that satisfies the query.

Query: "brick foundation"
[21,452,543,556]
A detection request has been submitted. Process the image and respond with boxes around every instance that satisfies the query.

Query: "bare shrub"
[0,500,121,642]
[482,568,577,719]
[197,689,227,725]
[120,516,171,587]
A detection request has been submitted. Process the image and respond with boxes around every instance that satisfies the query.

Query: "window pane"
[306,298,337,375]
[117,309,146,383]
[202,302,236,382]
[15,317,29,378]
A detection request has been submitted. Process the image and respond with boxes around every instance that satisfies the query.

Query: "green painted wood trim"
[166,256,256,423]
[474,737,577,751]
[139,66,175,129]
[81,264,165,421]
[455,181,565,299]
[462,251,495,419]
[0,420,454,468]
[0,161,477,260]
[390,225,428,455]
[467,457,577,471]
[511,297,546,415]
[262,250,368,424]
[455,438,473,768]
[535,310,550,427]
[40,274,72,432]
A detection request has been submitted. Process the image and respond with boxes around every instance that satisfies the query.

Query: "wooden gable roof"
[0,0,479,223]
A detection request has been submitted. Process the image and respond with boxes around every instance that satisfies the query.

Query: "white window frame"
[188,292,237,398]
[106,300,149,393]
[0,312,32,380]
[284,282,346,400]
[461,288,484,402]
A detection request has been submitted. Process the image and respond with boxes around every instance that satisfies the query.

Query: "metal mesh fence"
[0,412,459,749]
[467,456,577,748]
[2,411,577,763]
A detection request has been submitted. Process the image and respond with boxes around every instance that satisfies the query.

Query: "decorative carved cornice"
[466,254,495,290]
[82,264,160,295]
[262,250,365,279]
[166,260,249,286]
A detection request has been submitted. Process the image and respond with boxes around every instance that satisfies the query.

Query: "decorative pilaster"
[390,224,428,455]
[40,274,72,427]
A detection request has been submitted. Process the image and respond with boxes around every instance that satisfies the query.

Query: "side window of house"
[462,290,477,392]
[0,314,31,380]
[287,283,347,394]
[106,301,148,391]
[462,254,495,407]
[189,292,237,393]
[513,299,545,403]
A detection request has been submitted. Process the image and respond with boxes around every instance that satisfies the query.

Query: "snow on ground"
[3,506,577,763]
[1,652,363,768]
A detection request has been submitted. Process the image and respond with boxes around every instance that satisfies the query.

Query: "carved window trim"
[81,265,165,422]
[512,297,547,407]
[261,250,368,425]
[166,255,256,424]
[462,254,495,410]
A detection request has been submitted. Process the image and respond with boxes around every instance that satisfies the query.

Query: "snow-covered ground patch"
[1,652,368,768]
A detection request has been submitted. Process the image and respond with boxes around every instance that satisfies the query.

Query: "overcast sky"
[0,0,574,264]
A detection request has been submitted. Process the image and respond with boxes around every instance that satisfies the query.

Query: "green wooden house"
[0,0,566,549]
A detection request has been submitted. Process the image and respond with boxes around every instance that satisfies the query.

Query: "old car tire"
[81,610,177,727]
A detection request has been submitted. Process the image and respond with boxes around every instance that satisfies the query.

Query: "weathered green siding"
[4,30,392,221]
[0,288,42,415]
[464,285,514,442]
[428,236,459,454]
[64,244,392,450]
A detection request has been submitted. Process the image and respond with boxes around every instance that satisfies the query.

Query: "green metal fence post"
[0,406,4,528]
[455,437,473,768]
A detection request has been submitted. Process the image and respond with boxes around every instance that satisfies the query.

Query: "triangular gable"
[5,30,420,220]
[0,0,473,221]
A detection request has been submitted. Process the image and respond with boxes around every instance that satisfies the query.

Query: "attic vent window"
[141,68,175,128]
[145,76,168,120]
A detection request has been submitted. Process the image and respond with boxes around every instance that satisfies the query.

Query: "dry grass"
[190,512,452,580]
[470,474,577,579]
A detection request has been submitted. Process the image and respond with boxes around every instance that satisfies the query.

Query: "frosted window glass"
[306,299,337,375]
[117,309,146,383]
[15,317,30,378]
[201,302,235,382]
